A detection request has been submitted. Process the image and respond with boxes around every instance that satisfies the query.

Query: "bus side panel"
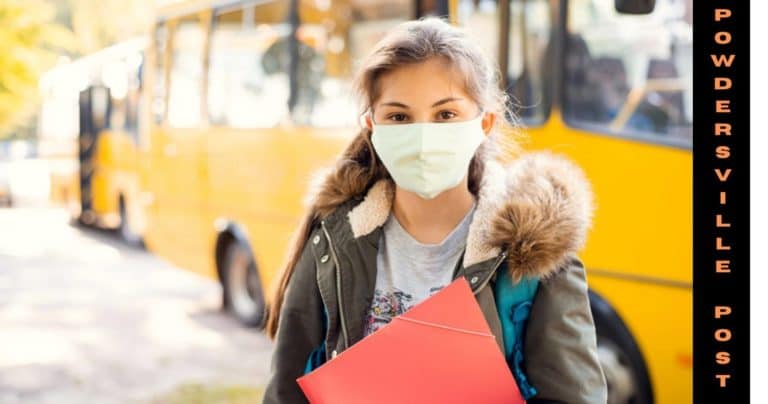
[92,130,141,227]
[527,111,692,286]
[203,126,353,296]
[589,276,692,404]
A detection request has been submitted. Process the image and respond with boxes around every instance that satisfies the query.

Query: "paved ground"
[0,207,274,404]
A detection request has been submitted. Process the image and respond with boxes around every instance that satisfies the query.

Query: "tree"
[68,0,153,55]
[0,0,74,138]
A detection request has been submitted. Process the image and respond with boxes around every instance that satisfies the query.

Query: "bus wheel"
[222,242,266,328]
[118,197,142,247]
[590,290,654,404]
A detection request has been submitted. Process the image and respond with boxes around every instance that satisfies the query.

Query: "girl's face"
[364,57,495,132]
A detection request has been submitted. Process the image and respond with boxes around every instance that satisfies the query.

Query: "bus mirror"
[615,0,655,14]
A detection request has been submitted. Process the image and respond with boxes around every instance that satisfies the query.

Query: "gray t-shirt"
[362,201,477,337]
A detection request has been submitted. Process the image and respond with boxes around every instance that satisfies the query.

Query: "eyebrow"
[379,97,464,109]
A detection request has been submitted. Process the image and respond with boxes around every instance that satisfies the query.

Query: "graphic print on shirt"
[363,285,447,336]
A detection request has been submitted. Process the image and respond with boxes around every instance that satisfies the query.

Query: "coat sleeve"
[523,255,608,404]
[262,228,325,404]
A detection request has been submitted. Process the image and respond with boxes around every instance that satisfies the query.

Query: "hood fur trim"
[306,151,594,282]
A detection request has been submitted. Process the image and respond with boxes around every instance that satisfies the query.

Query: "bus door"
[145,15,211,275]
[77,84,110,224]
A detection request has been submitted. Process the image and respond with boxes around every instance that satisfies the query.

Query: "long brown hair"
[264,16,523,340]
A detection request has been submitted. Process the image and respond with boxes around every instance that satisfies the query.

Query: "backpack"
[493,268,540,399]
[303,272,540,400]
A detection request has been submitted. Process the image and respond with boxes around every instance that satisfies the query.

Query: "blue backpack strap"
[303,305,329,374]
[493,268,540,400]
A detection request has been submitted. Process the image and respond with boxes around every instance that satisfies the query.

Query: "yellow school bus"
[40,39,147,244]
[456,1,692,403]
[141,0,691,402]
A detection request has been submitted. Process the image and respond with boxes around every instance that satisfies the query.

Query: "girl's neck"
[391,179,476,245]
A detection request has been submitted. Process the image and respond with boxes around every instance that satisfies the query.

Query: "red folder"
[296,277,525,403]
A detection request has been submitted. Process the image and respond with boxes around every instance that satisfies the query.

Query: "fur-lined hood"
[304,151,594,283]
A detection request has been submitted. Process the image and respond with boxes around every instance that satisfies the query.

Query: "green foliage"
[68,0,153,54]
[0,0,74,138]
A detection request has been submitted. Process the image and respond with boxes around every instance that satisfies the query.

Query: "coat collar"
[306,151,594,283]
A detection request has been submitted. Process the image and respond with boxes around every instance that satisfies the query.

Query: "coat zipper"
[321,220,350,350]
[473,250,508,295]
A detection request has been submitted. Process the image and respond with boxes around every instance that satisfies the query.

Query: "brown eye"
[388,113,408,122]
[439,111,457,120]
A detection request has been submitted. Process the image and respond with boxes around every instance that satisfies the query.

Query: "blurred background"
[0,0,692,403]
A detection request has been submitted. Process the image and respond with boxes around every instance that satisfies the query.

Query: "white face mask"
[370,112,487,200]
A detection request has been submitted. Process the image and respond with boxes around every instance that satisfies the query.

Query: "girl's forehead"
[374,58,472,105]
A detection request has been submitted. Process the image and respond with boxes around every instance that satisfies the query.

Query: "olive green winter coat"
[263,151,608,404]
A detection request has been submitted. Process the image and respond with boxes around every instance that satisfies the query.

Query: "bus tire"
[222,241,266,328]
[589,290,654,404]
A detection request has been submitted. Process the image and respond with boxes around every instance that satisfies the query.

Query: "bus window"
[152,24,168,124]
[104,59,128,132]
[457,0,499,67]
[124,53,143,141]
[471,0,552,125]
[167,16,205,128]
[294,0,413,127]
[563,0,692,146]
[418,0,449,18]
[507,0,552,125]
[208,2,292,128]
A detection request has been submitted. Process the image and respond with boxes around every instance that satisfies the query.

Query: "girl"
[263,17,607,404]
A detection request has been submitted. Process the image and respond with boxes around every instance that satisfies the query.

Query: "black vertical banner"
[693,1,750,403]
